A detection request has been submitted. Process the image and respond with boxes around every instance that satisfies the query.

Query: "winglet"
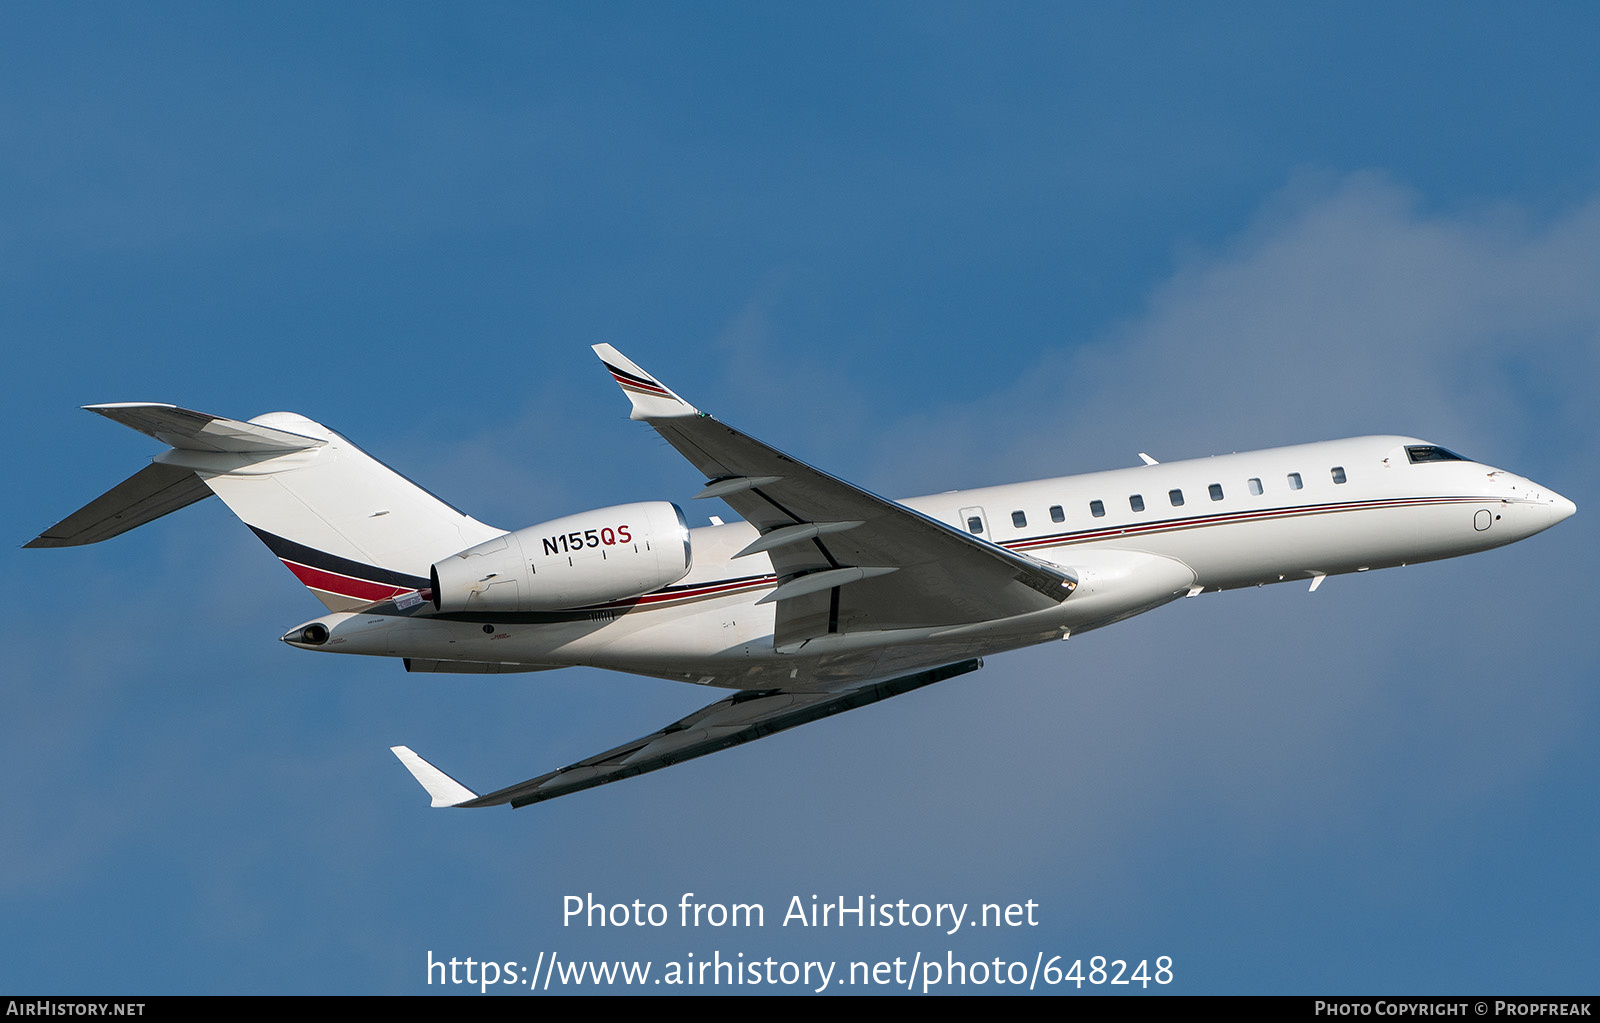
[592,345,699,420]
[390,745,479,807]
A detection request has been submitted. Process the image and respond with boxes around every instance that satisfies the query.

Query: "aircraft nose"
[1550,491,1577,523]
[1502,479,1576,538]
[1522,485,1576,534]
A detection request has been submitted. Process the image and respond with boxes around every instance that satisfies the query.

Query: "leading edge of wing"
[392,659,981,808]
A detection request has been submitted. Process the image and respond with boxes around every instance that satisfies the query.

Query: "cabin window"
[1012,510,1027,528]
[1331,466,1347,484]
[1248,477,1263,496]
[1089,500,1105,518]
[1288,472,1303,490]
[1129,494,1145,512]
[1406,445,1467,464]
[1209,483,1224,501]
[1050,505,1065,523]
[1169,489,1184,507]
[966,516,983,534]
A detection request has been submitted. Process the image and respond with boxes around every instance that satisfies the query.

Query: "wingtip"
[591,345,699,420]
[390,745,479,808]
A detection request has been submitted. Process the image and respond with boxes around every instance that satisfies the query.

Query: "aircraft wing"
[592,345,1075,651]
[392,658,980,807]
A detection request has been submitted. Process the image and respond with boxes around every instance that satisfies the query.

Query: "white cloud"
[743,172,1600,891]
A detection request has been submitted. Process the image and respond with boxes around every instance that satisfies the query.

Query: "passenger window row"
[988,465,1350,533]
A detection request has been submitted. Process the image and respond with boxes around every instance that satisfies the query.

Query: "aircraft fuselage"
[287,434,1573,692]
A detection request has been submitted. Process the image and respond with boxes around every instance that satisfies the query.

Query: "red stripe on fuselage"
[579,576,775,612]
[628,577,771,606]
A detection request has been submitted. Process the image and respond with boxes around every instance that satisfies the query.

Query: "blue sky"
[4,3,1598,994]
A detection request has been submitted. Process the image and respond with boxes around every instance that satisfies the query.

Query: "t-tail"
[27,403,504,611]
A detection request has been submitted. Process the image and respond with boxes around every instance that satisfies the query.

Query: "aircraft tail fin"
[30,403,505,611]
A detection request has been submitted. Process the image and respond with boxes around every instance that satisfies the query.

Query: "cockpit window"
[1406,445,1468,464]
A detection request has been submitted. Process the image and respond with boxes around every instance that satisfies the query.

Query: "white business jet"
[29,346,1575,808]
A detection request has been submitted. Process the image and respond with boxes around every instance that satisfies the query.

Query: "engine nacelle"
[430,501,691,613]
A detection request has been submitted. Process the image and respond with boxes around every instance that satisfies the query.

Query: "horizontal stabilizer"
[390,745,479,807]
[86,403,324,453]
[27,403,324,549]
[27,462,213,547]
[450,658,982,809]
[32,401,504,611]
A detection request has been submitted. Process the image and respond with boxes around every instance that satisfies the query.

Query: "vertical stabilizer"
[30,404,506,611]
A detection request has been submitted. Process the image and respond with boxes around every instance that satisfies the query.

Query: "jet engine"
[430,501,691,613]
